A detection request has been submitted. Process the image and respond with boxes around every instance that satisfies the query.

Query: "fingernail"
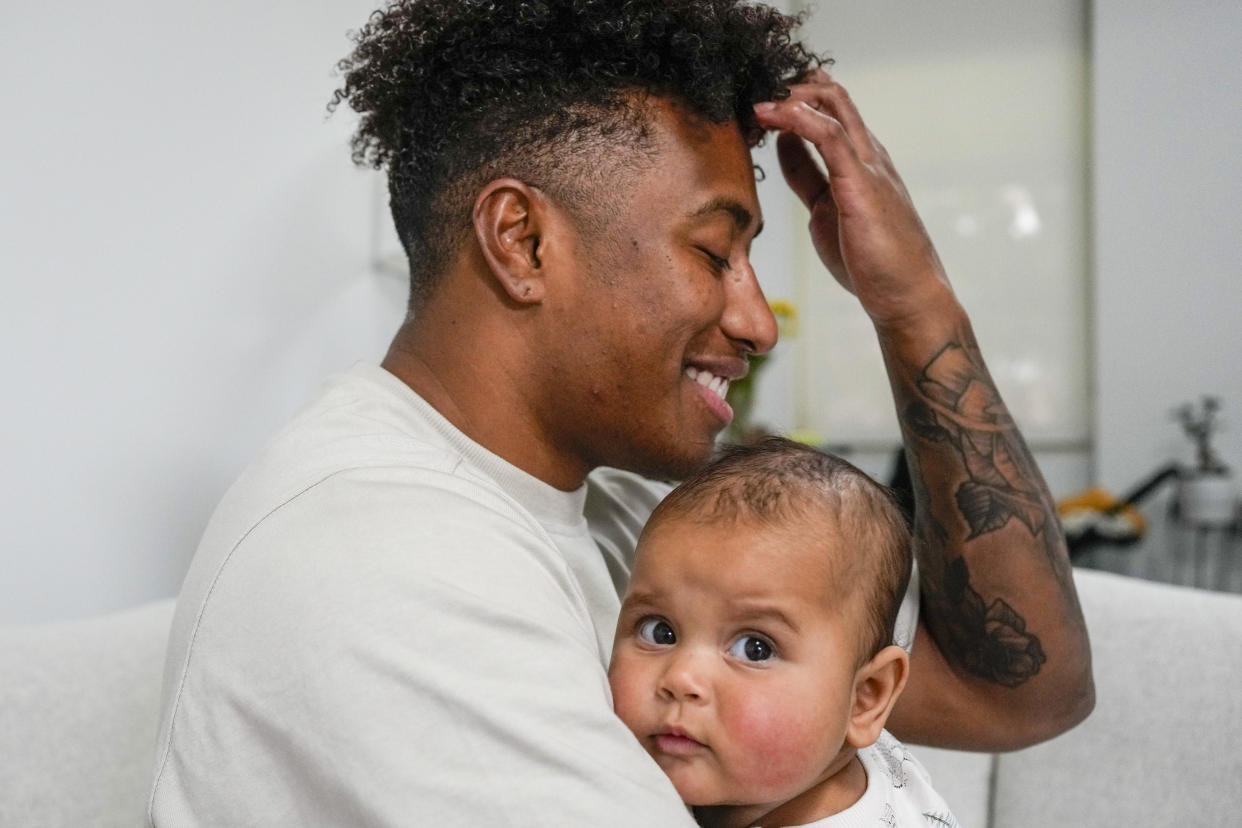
[754,102,776,114]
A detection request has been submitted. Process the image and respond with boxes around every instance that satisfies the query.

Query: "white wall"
[1091,1,1242,568]
[7,1,1238,623]
[0,0,405,622]
[793,1,1091,446]
[765,1,1093,501]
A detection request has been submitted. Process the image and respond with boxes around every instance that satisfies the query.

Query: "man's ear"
[472,178,551,305]
[845,644,910,749]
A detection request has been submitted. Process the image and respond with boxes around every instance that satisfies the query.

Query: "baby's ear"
[845,644,910,749]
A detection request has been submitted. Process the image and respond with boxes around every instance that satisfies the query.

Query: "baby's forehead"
[631,510,876,636]
[641,508,853,586]
[649,495,845,545]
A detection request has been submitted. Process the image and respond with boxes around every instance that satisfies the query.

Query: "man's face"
[538,100,777,480]
[608,514,861,810]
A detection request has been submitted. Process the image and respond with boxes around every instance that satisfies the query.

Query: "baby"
[609,437,957,827]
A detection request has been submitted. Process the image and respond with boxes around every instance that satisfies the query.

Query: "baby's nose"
[658,649,710,703]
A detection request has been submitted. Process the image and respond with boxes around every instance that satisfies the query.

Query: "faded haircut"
[645,436,913,661]
[330,0,819,308]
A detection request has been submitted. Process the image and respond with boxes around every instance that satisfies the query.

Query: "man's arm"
[755,73,1093,751]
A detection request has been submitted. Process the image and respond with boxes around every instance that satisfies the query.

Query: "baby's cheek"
[720,691,836,793]
[607,659,647,735]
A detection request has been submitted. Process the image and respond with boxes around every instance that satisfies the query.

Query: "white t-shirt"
[768,732,957,828]
[147,363,918,827]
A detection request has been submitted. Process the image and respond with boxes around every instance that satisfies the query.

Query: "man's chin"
[611,437,718,482]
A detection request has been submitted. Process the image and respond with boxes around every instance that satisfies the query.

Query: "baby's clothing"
[774,731,958,828]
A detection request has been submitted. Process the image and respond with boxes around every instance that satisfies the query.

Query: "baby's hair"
[646,437,913,660]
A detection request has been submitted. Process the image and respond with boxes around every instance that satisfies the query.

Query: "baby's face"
[608,514,863,808]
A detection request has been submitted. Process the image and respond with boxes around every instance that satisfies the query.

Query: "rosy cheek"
[608,657,649,736]
[718,688,836,793]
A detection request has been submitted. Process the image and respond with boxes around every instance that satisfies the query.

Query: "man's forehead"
[644,96,759,181]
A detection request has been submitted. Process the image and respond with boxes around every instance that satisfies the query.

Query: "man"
[148,1,1092,824]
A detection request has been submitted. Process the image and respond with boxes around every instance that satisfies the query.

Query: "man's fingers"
[778,77,873,161]
[756,99,865,186]
[776,132,845,280]
[775,131,830,211]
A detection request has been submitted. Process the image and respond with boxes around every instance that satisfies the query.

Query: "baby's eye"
[728,635,775,663]
[638,618,676,646]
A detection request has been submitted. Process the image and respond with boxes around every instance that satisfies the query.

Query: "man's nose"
[720,260,778,357]
[658,648,710,704]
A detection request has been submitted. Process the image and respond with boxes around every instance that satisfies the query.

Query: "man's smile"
[684,365,731,401]
[683,356,750,426]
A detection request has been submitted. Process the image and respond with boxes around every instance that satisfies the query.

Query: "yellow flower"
[768,299,799,338]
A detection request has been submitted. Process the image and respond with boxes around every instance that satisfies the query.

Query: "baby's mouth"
[653,727,707,756]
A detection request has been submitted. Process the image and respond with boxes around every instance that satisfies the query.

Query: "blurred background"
[2,0,1239,623]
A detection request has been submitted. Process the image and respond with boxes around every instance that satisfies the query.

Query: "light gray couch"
[3,569,1240,827]
[917,569,1242,827]
[1,599,173,827]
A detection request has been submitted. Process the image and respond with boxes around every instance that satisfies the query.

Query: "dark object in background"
[887,446,916,528]
[887,446,1183,560]
[1058,464,1181,559]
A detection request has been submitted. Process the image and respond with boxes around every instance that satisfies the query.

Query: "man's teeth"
[684,366,730,400]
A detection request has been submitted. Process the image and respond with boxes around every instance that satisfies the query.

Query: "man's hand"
[754,70,953,332]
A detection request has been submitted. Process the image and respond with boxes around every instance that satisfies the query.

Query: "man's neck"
[382,317,591,492]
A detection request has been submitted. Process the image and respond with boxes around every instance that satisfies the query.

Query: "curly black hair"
[331,0,820,305]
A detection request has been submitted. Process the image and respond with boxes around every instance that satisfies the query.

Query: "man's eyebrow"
[688,196,763,237]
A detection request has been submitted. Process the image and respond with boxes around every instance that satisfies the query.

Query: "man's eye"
[637,618,676,646]
[699,248,731,272]
[728,635,775,662]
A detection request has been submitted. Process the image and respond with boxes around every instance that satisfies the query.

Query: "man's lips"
[685,355,750,385]
[685,365,732,400]
[684,357,747,425]
[652,728,707,756]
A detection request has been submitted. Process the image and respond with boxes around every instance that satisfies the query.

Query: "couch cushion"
[0,600,174,828]
[991,569,1242,827]
[910,744,994,828]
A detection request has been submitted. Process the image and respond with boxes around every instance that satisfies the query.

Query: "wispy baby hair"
[648,436,913,659]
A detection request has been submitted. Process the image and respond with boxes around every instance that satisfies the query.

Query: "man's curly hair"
[330,0,820,306]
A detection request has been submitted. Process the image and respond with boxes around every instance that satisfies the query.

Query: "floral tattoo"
[901,333,1067,687]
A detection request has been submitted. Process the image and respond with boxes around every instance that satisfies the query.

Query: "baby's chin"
[674,776,798,822]
[689,801,768,828]
[662,775,724,808]
[668,780,748,809]
[656,758,780,810]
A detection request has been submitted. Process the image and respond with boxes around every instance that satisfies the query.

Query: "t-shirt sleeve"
[584,467,676,595]
[150,469,697,827]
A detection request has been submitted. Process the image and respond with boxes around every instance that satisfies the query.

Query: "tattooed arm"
[877,315,1092,749]
[756,74,1093,751]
